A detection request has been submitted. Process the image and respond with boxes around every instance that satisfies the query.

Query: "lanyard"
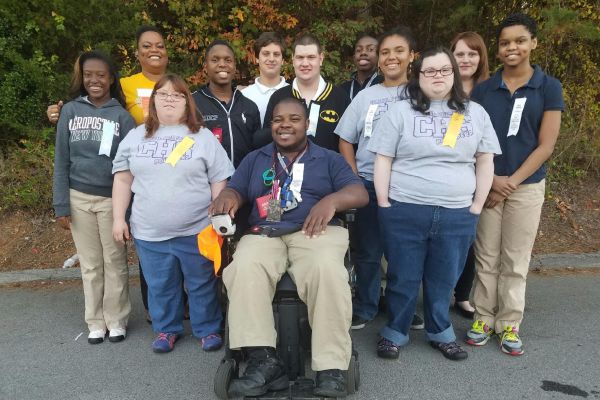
[271,142,309,183]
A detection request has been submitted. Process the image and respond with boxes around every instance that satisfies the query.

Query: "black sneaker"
[314,369,347,397]
[430,341,468,361]
[228,347,289,397]
[351,315,369,330]
[410,314,425,330]
[377,337,400,359]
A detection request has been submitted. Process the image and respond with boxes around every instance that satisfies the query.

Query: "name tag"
[98,121,116,156]
[307,104,321,137]
[363,103,379,138]
[442,113,465,148]
[165,136,195,166]
[137,88,153,119]
[507,97,527,137]
[290,163,304,202]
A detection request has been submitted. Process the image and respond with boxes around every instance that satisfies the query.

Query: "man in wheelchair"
[209,97,368,398]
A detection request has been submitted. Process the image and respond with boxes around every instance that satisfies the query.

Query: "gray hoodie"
[53,96,136,217]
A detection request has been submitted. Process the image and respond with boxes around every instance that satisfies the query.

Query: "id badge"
[307,104,321,137]
[256,194,271,219]
[266,198,283,222]
[507,98,527,137]
[363,103,379,138]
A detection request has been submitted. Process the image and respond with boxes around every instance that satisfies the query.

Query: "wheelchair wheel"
[214,358,236,399]
[345,353,360,394]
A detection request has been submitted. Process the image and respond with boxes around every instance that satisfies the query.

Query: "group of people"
[50,11,563,399]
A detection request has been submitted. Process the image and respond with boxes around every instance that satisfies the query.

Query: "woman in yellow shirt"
[48,25,168,126]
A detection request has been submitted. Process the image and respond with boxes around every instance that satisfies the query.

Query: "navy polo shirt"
[471,65,564,183]
[228,141,362,229]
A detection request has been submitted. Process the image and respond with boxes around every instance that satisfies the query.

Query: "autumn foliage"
[0,0,598,210]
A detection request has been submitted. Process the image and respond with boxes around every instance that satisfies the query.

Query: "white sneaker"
[88,329,106,344]
[108,327,126,343]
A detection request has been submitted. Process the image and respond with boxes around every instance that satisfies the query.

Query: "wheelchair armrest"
[334,209,357,225]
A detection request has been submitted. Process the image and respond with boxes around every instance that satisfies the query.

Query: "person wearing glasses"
[112,74,234,353]
[367,47,500,361]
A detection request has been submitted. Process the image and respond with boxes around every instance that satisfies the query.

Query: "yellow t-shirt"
[120,73,156,125]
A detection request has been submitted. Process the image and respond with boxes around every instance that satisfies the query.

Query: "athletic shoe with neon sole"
[465,319,494,346]
[499,326,524,356]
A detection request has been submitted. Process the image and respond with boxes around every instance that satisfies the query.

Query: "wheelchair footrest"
[245,378,328,400]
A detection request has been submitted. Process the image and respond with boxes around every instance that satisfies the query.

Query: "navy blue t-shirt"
[228,142,362,229]
[471,65,564,183]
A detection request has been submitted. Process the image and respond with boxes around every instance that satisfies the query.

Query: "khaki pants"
[69,189,130,331]
[223,226,352,371]
[472,180,545,333]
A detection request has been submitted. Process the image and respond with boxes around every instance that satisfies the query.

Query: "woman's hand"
[47,101,63,124]
[484,191,505,209]
[469,203,483,215]
[491,175,518,198]
[378,201,392,208]
[113,219,131,243]
[56,216,71,230]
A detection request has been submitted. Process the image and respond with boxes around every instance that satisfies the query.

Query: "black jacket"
[192,85,261,167]
[257,81,350,152]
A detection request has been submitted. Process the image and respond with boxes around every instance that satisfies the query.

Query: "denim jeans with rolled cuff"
[378,201,478,345]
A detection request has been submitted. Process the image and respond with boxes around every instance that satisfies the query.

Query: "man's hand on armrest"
[209,188,244,219]
[302,183,368,238]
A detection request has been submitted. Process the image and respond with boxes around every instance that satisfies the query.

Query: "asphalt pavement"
[1,271,599,399]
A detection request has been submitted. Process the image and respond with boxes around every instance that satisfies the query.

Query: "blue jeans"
[353,178,384,320]
[378,201,477,345]
[134,234,222,338]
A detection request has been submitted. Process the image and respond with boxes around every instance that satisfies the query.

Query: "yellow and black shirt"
[258,78,350,152]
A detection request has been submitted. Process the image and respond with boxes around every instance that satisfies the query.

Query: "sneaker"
[351,315,369,330]
[228,347,289,397]
[410,314,425,330]
[430,341,468,361]
[87,329,106,345]
[108,328,126,343]
[499,326,524,356]
[152,332,180,353]
[466,319,494,346]
[314,369,347,397]
[200,333,223,351]
[377,337,400,359]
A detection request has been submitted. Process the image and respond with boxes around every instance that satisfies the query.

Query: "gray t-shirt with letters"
[367,99,501,208]
[335,84,406,181]
[113,124,234,241]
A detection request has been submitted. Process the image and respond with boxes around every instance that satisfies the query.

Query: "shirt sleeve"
[226,151,255,202]
[52,104,73,217]
[366,103,404,157]
[476,106,502,155]
[334,94,362,144]
[203,130,235,183]
[112,131,133,174]
[543,77,565,112]
[329,152,364,191]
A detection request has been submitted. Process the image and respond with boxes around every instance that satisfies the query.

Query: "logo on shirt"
[137,137,193,164]
[320,109,339,123]
[203,114,219,122]
[413,111,473,145]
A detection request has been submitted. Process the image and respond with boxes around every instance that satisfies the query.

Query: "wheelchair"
[213,212,360,400]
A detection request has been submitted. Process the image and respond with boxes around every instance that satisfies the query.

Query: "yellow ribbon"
[165,136,195,166]
[442,113,465,148]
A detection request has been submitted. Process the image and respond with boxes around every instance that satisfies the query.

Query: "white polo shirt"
[241,76,288,126]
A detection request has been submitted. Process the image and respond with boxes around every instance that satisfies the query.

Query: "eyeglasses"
[154,91,186,102]
[420,66,454,78]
